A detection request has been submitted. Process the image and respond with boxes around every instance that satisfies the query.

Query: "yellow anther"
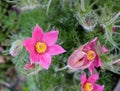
[35,42,47,53]
[84,82,93,91]
[86,50,96,61]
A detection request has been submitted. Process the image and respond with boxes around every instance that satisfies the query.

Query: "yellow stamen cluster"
[35,42,47,53]
[86,50,96,61]
[84,82,93,91]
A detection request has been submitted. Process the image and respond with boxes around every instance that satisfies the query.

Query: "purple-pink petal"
[87,74,99,84]
[47,44,66,55]
[80,73,87,86]
[92,84,104,91]
[42,30,59,46]
[32,24,44,41]
[30,52,39,63]
[102,45,108,53]
[89,37,98,47]
[88,63,95,74]
[94,55,102,67]
[39,53,52,69]
[22,38,35,53]
[83,37,98,52]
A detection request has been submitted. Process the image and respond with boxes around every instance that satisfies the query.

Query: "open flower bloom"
[80,73,104,91]
[23,25,66,69]
[68,37,108,74]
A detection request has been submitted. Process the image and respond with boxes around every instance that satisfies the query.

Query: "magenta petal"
[88,63,95,74]
[22,38,35,53]
[39,53,52,69]
[88,37,98,49]
[80,73,87,86]
[32,24,44,41]
[47,44,66,55]
[30,52,39,63]
[94,56,102,67]
[93,84,104,91]
[88,74,99,83]
[102,45,108,53]
[89,37,98,46]
[42,30,59,46]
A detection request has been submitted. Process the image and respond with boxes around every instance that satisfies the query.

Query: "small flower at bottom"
[67,37,108,74]
[23,24,66,69]
[80,73,104,91]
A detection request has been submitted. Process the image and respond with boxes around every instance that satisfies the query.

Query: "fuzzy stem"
[81,0,86,12]
[46,0,52,15]
[55,65,68,72]
[110,59,120,65]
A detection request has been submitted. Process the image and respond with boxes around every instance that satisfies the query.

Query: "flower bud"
[24,62,35,70]
[9,40,23,56]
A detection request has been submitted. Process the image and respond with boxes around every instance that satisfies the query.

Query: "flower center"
[86,50,96,61]
[84,82,93,91]
[35,42,47,53]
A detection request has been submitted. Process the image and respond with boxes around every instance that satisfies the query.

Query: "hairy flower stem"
[55,65,68,72]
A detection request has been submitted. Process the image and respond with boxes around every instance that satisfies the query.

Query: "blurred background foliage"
[0,0,120,91]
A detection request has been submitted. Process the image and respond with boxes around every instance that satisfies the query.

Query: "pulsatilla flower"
[68,37,108,74]
[23,25,66,69]
[80,73,104,91]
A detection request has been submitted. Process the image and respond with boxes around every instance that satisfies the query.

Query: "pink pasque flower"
[80,73,104,91]
[23,25,66,69]
[68,37,108,74]
[24,62,35,70]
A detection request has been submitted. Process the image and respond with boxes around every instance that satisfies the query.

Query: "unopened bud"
[9,40,23,56]
[24,62,35,70]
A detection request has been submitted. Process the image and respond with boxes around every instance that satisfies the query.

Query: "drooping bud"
[24,62,35,70]
[9,40,23,57]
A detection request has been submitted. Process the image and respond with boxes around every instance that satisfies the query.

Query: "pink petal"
[89,37,98,47]
[79,60,93,69]
[83,44,91,52]
[42,30,59,46]
[68,50,85,69]
[39,53,52,69]
[85,37,98,50]
[22,38,35,53]
[80,73,87,89]
[47,44,66,55]
[94,56,102,67]
[88,63,95,74]
[87,74,99,84]
[83,37,97,52]
[30,52,39,63]
[93,84,104,91]
[102,45,108,53]
[32,24,44,41]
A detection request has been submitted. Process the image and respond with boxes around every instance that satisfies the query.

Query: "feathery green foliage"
[1,0,120,91]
